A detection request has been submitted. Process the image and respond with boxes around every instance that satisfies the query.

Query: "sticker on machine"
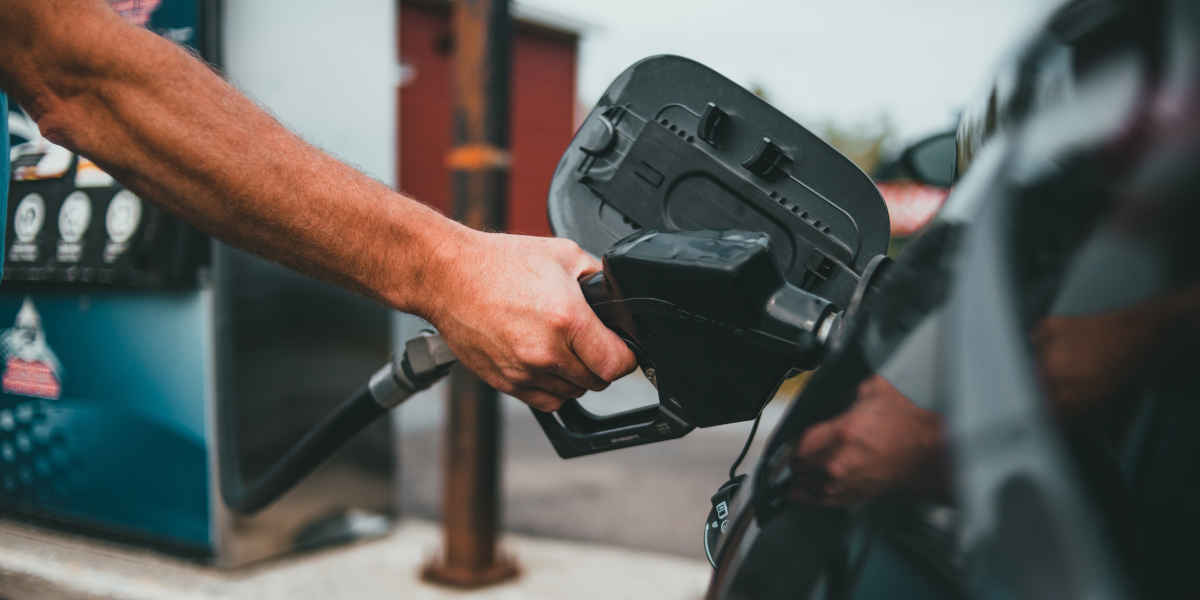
[56,192,93,263]
[10,139,72,182]
[104,190,143,263]
[74,156,116,188]
[0,298,62,400]
[9,193,46,262]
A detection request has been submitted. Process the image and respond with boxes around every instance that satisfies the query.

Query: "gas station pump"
[0,1,399,566]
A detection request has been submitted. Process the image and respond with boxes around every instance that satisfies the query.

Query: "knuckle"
[501,366,533,388]
[516,370,538,386]
[545,308,574,333]
[526,348,561,371]
[839,417,858,437]
[597,349,635,381]
[842,420,867,444]
[516,343,547,365]
[592,359,621,383]
[826,459,848,480]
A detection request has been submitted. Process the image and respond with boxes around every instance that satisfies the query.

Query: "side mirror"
[901,131,957,188]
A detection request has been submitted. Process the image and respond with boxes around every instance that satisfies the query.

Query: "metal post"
[421,0,519,588]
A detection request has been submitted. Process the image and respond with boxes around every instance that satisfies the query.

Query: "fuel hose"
[219,333,456,514]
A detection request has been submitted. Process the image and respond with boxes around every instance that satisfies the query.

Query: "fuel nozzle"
[369,332,457,409]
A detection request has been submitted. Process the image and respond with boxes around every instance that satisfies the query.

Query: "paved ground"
[0,348,803,598]
[0,369,801,599]
[0,518,710,600]
[395,371,800,560]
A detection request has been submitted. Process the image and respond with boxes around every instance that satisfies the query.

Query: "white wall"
[221,0,397,186]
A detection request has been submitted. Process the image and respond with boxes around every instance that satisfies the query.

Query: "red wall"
[398,3,578,236]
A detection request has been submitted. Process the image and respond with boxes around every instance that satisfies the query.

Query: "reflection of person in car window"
[0,1,637,411]
[788,284,1200,506]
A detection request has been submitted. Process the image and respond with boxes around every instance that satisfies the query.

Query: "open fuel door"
[539,56,891,457]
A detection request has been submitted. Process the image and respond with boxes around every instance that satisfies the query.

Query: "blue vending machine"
[0,0,398,565]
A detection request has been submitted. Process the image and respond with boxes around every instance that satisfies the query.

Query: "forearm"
[0,1,640,406]
[0,0,462,315]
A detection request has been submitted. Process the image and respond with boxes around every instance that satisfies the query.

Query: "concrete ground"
[0,518,710,599]
[396,371,800,560]
[0,366,801,599]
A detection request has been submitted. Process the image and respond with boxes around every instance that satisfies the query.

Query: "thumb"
[569,310,637,384]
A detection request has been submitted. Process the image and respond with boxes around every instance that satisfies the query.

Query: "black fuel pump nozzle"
[534,229,841,458]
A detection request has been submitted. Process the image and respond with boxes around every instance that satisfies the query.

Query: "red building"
[398,1,580,237]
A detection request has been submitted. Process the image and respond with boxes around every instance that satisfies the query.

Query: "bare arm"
[1,0,448,309]
[791,285,1200,506]
[0,0,636,409]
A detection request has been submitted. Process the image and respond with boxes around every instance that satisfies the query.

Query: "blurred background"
[393,0,1052,558]
[0,0,1059,597]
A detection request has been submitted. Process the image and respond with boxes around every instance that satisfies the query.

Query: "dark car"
[708,1,1200,598]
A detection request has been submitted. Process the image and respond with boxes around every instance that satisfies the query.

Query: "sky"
[518,0,1057,144]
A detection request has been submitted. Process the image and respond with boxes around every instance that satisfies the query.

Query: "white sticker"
[13,194,45,243]
[58,192,92,243]
[10,194,45,263]
[103,190,143,262]
[56,192,92,263]
[105,190,142,244]
[11,141,72,182]
[74,157,116,188]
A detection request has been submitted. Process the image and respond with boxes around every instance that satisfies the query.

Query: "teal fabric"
[0,92,7,279]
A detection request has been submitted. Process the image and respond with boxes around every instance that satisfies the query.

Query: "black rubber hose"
[220,384,386,515]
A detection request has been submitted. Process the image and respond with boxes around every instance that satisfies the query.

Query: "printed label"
[74,157,116,188]
[10,194,45,262]
[10,141,72,182]
[56,192,92,263]
[104,190,143,262]
[0,299,62,400]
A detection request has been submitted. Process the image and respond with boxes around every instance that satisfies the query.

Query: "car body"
[708,1,1200,598]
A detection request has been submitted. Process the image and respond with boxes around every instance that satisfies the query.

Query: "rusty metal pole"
[421,0,519,588]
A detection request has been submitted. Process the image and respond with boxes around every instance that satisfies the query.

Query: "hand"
[790,375,947,506]
[420,228,637,411]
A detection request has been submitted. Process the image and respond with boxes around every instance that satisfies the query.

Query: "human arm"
[790,375,949,506]
[790,284,1200,506]
[0,0,635,409]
